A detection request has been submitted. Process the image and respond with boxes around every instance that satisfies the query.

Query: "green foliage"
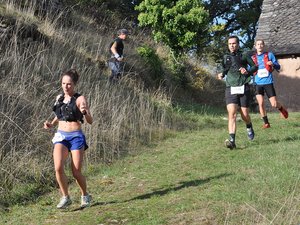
[234,0,263,49]
[137,45,153,58]
[170,61,188,86]
[136,0,209,56]
[192,66,211,90]
[137,45,164,82]
[203,0,263,59]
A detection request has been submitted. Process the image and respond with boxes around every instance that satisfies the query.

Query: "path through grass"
[1,111,300,224]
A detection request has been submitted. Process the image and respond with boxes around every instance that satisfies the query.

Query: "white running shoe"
[81,194,92,208]
[247,127,255,140]
[57,196,72,209]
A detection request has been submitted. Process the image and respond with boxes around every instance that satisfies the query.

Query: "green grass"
[1,111,300,224]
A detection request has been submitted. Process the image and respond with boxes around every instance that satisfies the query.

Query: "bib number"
[257,68,269,78]
[231,85,245,95]
[52,132,65,143]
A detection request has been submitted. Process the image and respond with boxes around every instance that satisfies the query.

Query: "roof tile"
[256,0,300,55]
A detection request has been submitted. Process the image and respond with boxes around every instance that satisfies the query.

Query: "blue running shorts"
[52,130,88,151]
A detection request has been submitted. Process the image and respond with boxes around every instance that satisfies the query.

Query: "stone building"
[255,0,300,111]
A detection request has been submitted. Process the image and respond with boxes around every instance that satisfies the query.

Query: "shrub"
[137,45,164,84]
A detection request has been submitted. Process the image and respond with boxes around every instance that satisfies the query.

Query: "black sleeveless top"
[109,37,124,57]
[52,93,84,123]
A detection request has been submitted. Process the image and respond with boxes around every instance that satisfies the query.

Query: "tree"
[135,0,209,56]
[203,0,263,55]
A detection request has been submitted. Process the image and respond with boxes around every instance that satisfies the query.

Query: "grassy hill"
[0,0,223,209]
[0,0,168,206]
[1,108,300,224]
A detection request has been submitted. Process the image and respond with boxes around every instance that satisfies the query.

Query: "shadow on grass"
[124,173,231,202]
[265,139,281,144]
[283,135,300,142]
[66,173,232,212]
[70,200,118,212]
[260,134,300,144]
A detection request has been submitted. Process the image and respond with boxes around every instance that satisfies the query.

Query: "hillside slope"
[0,0,176,207]
[0,0,226,209]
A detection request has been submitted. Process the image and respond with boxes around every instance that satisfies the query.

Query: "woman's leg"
[70,149,87,196]
[53,144,69,196]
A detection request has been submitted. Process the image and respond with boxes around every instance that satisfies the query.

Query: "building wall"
[272,57,300,111]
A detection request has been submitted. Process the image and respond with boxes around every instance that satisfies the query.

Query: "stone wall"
[272,57,300,111]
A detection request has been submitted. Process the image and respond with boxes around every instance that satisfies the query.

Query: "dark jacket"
[222,50,258,87]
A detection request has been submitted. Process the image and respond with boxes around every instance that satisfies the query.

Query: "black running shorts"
[225,84,251,107]
[255,83,276,98]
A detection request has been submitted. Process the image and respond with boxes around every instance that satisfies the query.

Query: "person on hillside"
[252,39,288,128]
[217,35,258,149]
[108,28,129,83]
[44,69,93,209]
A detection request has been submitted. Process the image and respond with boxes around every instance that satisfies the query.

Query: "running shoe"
[279,107,288,119]
[262,123,270,129]
[57,196,72,209]
[81,194,92,208]
[225,139,236,150]
[247,127,255,140]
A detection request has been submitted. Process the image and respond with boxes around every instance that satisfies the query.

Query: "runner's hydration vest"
[251,52,273,75]
[53,93,84,123]
[223,52,243,72]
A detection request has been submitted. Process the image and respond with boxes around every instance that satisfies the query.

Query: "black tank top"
[109,37,124,56]
[52,93,84,123]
